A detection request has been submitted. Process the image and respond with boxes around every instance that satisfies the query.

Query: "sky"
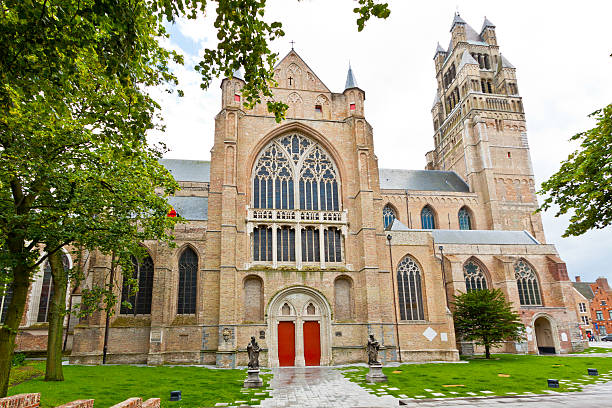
[148,0,612,283]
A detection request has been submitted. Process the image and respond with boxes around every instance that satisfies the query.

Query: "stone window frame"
[177,245,199,315]
[514,258,542,307]
[120,252,155,315]
[463,257,489,292]
[383,204,396,230]
[396,254,426,321]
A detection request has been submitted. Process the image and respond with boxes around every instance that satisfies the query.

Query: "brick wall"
[0,393,40,408]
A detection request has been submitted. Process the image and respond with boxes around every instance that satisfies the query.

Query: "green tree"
[539,103,612,237]
[452,289,524,359]
[0,0,390,394]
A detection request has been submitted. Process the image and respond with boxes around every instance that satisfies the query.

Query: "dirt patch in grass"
[9,362,45,387]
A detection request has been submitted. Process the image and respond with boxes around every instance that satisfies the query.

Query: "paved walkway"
[253,366,612,408]
[398,382,612,407]
[258,366,397,407]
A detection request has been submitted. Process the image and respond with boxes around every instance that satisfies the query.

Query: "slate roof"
[433,42,446,59]
[160,159,210,182]
[168,196,208,221]
[458,51,479,71]
[573,282,595,300]
[232,68,244,80]
[481,17,495,33]
[450,12,466,31]
[432,93,440,108]
[345,64,358,90]
[500,54,515,69]
[378,169,470,192]
[431,229,540,245]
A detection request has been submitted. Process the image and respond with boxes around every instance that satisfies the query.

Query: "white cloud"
[148,0,612,282]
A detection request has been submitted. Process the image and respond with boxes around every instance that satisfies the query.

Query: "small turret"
[433,42,447,73]
[220,68,246,110]
[480,17,497,46]
[450,12,467,49]
[343,63,365,117]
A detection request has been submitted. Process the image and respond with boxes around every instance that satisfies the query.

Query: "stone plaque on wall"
[150,329,162,344]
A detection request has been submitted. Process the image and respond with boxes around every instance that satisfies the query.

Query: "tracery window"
[0,283,13,323]
[458,207,472,230]
[177,247,198,314]
[421,206,435,229]
[277,226,296,262]
[383,205,396,229]
[38,253,70,323]
[463,259,487,292]
[253,226,273,262]
[324,227,342,262]
[301,227,320,263]
[396,255,425,320]
[120,254,154,315]
[514,259,542,306]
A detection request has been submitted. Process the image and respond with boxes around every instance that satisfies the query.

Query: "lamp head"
[386,234,392,242]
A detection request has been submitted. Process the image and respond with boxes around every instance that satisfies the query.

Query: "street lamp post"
[387,234,402,363]
[439,245,449,308]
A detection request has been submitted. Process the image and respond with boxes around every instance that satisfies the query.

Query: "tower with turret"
[428,13,544,242]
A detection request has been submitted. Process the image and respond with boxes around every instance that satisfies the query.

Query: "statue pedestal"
[243,369,263,388]
[366,364,388,383]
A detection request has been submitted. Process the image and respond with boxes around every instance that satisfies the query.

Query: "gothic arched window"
[252,134,340,211]
[0,283,13,323]
[383,205,396,229]
[38,253,70,322]
[514,259,542,306]
[177,247,198,315]
[464,259,487,292]
[397,255,425,320]
[120,254,154,315]
[458,207,472,230]
[421,206,435,229]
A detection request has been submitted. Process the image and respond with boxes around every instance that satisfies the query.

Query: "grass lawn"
[9,361,45,387]
[340,354,612,399]
[10,364,272,407]
[573,346,612,354]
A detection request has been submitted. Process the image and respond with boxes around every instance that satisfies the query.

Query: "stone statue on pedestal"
[367,334,380,365]
[247,336,260,369]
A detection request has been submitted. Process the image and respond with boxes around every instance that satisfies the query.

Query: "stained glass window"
[464,259,487,292]
[458,207,472,230]
[277,227,296,262]
[383,205,396,229]
[514,259,541,306]
[301,227,320,263]
[178,248,198,314]
[253,226,273,261]
[421,206,435,229]
[324,227,342,263]
[120,254,154,315]
[397,255,425,320]
[38,253,70,322]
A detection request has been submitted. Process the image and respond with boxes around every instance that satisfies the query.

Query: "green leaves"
[452,289,525,356]
[538,104,612,237]
[353,0,390,32]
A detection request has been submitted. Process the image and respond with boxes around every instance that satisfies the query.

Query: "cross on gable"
[288,76,293,85]
[290,40,295,50]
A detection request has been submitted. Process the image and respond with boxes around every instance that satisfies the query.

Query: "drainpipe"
[387,234,402,363]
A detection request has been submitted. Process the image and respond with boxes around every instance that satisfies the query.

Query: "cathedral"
[9,14,583,367]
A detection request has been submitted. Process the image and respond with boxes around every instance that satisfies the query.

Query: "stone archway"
[267,286,332,367]
[534,315,557,354]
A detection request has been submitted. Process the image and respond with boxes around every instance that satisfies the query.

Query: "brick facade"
[66,15,582,366]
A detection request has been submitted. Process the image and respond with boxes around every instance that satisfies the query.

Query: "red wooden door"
[278,321,295,366]
[303,321,321,366]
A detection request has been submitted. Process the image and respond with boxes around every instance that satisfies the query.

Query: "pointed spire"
[345,63,358,90]
[450,12,466,32]
[231,67,244,81]
[457,51,479,71]
[433,42,446,59]
[432,93,440,109]
[481,16,495,33]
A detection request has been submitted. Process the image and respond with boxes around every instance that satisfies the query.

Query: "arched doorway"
[267,286,331,367]
[534,316,556,354]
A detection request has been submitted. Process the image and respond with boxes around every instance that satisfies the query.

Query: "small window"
[234,94,241,102]
[315,104,322,113]
[596,310,604,320]
[602,300,607,306]
[349,103,356,111]
[507,152,512,158]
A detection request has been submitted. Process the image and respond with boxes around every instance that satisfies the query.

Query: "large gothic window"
[463,259,487,292]
[421,205,435,229]
[514,259,542,306]
[253,226,273,261]
[0,283,13,323]
[396,255,425,320]
[38,253,70,322]
[120,255,154,315]
[177,247,198,315]
[324,227,342,262]
[252,134,340,211]
[383,204,396,229]
[301,227,320,262]
[458,207,472,230]
[277,226,296,262]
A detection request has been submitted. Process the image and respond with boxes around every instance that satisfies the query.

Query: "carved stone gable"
[273,50,330,92]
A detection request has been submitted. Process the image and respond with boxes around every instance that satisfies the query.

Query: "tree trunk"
[45,249,68,381]
[485,344,491,359]
[0,264,31,397]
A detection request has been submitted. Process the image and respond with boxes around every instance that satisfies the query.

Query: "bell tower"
[427,15,544,242]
